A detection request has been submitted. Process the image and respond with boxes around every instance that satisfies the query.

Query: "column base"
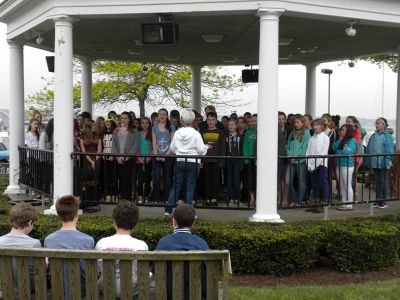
[44,205,57,215]
[4,184,22,195]
[44,206,83,215]
[249,213,284,223]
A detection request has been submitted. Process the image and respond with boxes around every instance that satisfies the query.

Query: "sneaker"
[378,202,388,209]
[105,196,112,203]
[137,196,143,204]
[164,212,171,217]
[312,207,324,213]
[229,199,235,206]
[176,200,184,206]
[305,207,316,212]
[336,205,353,211]
[210,199,218,207]
[373,202,380,208]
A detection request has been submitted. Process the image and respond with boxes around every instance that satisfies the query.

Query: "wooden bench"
[0,248,231,300]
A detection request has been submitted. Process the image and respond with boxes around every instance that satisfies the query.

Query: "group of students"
[278,112,394,212]
[25,106,259,211]
[0,198,208,299]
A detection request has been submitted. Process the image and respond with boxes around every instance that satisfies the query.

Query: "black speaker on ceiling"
[141,22,179,45]
[242,69,258,83]
[46,56,55,73]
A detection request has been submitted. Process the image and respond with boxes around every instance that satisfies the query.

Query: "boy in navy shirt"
[156,204,209,300]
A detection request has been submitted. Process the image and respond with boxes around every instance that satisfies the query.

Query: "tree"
[358,54,399,72]
[28,61,243,118]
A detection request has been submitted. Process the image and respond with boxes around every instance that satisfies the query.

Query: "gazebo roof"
[1,0,400,65]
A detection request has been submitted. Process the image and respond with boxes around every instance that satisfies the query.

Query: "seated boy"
[0,203,40,248]
[0,204,41,293]
[95,200,148,297]
[156,204,209,300]
[44,195,94,299]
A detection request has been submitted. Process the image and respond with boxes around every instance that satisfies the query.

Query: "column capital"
[256,7,285,18]
[77,56,93,64]
[51,14,78,26]
[7,39,24,48]
[304,62,319,69]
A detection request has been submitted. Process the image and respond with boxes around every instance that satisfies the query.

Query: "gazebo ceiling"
[2,1,400,66]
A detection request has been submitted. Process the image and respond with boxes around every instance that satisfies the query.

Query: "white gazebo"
[2,0,400,222]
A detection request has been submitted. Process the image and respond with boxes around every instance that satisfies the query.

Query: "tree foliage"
[28,61,243,118]
[359,54,399,72]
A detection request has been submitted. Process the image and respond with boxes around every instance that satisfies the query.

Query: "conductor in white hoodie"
[164,110,210,216]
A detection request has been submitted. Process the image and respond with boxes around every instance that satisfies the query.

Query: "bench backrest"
[0,248,230,300]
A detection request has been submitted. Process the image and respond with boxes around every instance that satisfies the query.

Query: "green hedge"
[1,213,400,275]
[1,175,400,275]
[0,175,11,215]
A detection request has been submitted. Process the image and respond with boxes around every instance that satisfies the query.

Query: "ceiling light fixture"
[297,46,318,54]
[345,20,358,37]
[279,38,293,46]
[134,40,143,46]
[222,57,239,63]
[279,55,292,61]
[126,49,144,55]
[164,56,180,61]
[36,32,44,45]
[201,34,224,43]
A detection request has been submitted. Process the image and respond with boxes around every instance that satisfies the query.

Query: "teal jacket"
[358,125,367,155]
[365,130,394,169]
[332,138,357,167]
[285,129,310,164]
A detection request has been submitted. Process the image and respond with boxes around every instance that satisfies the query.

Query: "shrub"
[0,175,11,215]
[2,213,400,275]
[323,222,400,272]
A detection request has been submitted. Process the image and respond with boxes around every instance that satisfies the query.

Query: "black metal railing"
[19,146,53,197]
[71,152,256,210]
[278,153,399,210]
[17,146,400,213]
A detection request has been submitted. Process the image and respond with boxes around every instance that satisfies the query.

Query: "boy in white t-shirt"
[95,200,148,297]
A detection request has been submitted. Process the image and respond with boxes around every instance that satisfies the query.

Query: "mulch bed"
[229,264,400,287]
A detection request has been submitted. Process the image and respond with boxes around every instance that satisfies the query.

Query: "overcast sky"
[0,23,398,120]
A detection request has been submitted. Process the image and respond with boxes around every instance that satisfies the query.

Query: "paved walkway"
[8,194,400,222]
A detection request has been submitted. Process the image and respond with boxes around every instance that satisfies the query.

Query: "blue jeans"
[374,168,389,201]
[227,160,240,200]
[285,162,307,206]
[165,161,199,214]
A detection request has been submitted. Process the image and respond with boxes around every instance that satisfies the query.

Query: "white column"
[5,41,24,194]
[250,8,284,223]
[396,52,400,152]
[305,63,317,117]
[45,16,74,214]
[191,65,202,112]
[81,58,92,115]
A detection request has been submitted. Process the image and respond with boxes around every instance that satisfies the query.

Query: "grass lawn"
[229,279,400,300]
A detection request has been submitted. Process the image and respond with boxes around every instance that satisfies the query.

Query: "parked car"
[0,142,9,161]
